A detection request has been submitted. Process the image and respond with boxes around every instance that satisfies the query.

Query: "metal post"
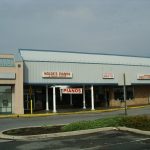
[123,73,127,115]
[91,85,95,110]
[27,94,29,110]
[70,94,73,106]
[83,85,86,109]
[46,85,49,111]
[53,86,57,113]
[30,99,33,114]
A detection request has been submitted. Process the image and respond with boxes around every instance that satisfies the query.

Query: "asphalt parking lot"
[0,105,150,132]
[0,130,150,150]
[1,106,150,149]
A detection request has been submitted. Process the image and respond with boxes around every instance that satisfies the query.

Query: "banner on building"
[102,73,114,79]
[42,71,73,78]
[62,88,82,94]
[137,74,150,80]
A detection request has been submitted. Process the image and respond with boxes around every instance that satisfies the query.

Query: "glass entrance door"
[0,86,12,114]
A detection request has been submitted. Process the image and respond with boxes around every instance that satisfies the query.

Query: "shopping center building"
[1,49,150,114]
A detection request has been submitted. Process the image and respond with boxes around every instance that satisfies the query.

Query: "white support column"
[83,85,86,109]
[91,85,95,110]
[60,88,62,101]
[53,86,57,113]
[46,85,49,111]
[70,94,73,106]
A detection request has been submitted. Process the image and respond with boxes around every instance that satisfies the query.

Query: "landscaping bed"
[3,115,150,136]
[3,125,64,136]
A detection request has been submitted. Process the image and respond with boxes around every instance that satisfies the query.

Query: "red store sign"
[102,73,114,79]
[62,88,82,94]
[137,74,150,80]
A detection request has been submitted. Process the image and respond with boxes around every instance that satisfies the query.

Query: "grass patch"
[62,115,150,132]
[122,115,150,131]
[3,115,150,136]
[62,116,123,132]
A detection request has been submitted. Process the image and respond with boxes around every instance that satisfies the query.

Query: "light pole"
[123,73,127,115]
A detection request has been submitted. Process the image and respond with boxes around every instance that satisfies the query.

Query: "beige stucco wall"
[0,54,14,59]
[0,54,24,114]
[14,62,24,114]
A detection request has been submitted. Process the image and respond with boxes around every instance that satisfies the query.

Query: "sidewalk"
[0,105,146,119]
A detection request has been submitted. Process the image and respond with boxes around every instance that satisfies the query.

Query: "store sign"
[102,73,114,79]
[62,88,82,94]
[42,71,73,78]
[137,74,150,80]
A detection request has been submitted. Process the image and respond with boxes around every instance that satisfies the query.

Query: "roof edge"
[19,48,150,59]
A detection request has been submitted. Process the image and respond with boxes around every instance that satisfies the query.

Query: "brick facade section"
[110,85,150,107]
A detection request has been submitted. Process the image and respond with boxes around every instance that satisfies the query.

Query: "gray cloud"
[0,0,150,56]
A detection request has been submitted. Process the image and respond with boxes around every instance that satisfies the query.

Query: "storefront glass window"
[0,86,12,114]
[114,86,134,101]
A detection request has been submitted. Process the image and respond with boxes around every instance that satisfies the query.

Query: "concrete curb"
[118,127,150,135]
[1,126,150,141]
[0,105,147,119]
[0,127,113,141]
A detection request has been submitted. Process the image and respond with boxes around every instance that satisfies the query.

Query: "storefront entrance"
[24,85,46,113]
[24,85,113,113]
[0,86,12,114]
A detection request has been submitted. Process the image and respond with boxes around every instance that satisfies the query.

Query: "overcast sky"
[0,0,150,56]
